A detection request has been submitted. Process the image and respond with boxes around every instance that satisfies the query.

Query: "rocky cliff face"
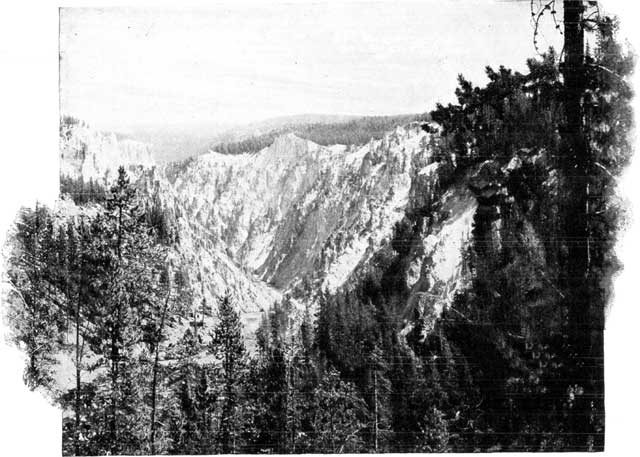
[156,126,432,291]
[60,121,479,333]
[60,122,154,182]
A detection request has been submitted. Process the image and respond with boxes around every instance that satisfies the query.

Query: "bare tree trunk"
[561,0,588,366]
[561,1,603,449]
[562,1,586,160]
[150,290,171,454]
[74,297,82,456]
[109,318,120,455]
[374,370,378,453]
[110,202,125,454]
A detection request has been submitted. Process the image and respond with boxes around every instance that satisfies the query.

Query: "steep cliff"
[59,120,480,333]
[59,122,154,182]
[155,126,432,291]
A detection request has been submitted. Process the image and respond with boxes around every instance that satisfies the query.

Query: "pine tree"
[310,364,369,453]
[367,345,392,452]
[67,219,89,455]
[6,205,63,390]
[208,294,248,453]
[287,304,318,452]
[80,167,167,454]
[252,303,289,453]
[167,328,214,454]
[143,266,182,455]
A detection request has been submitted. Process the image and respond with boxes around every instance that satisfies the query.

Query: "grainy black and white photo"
[0,0,637,454]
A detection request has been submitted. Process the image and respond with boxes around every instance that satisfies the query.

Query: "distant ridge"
[62,112,428,164]
[210,113,428,155]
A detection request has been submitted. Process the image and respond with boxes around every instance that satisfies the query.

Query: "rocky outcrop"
[403,183,477,332]
[60,123,154,182]
[60,120,482,335]
[153,124,436,296]
[462,150,564,339]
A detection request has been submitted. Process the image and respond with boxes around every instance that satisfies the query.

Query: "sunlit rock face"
[60,120,480,333]
[152,124,439,294]
[60,123,154,182]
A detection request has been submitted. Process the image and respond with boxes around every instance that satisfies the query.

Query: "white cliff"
[60,122,154,182]
[60,119,477,336]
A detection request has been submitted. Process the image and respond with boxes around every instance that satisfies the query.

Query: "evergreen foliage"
[60,175,107,204]
[3,9,631,454]
[207,295,249,453]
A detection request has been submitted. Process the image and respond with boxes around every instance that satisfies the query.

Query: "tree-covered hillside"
[3,4,633,455]
[211,114,427,155]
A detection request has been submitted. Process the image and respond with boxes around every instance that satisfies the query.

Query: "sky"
[60,0,563,131]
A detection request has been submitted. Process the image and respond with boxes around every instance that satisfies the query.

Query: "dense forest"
[59,176,108,205]
[210,114,426,155]
[3,4,634,455]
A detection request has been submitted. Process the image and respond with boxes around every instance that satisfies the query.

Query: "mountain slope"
[59,119,477,334]
[152,124,434,293]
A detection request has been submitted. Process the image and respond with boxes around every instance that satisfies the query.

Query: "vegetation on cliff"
[3,5,633,454]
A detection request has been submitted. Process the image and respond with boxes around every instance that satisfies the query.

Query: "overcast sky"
[59,1,562,131]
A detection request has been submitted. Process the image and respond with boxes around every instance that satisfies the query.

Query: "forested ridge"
[2,6,634,455]
[210,114,425,155]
